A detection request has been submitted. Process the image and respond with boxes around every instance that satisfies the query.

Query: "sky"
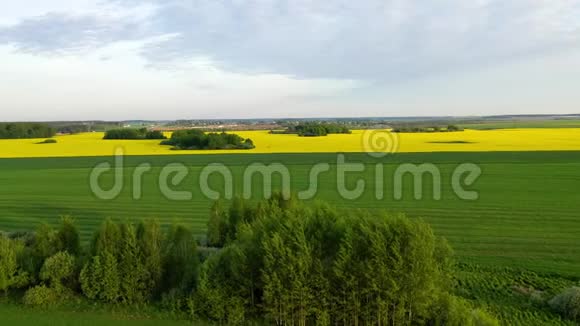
[1,0,580,121]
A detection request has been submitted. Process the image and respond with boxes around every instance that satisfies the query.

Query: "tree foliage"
[103,128,167,140]
[277,122,351,137]
[0,198,501,324]
[0,123,55,139]
[0,236,29,295]
[549,287,580,322]
[161,129,254,150]
[200,196,496,325]
[392,124,464,133]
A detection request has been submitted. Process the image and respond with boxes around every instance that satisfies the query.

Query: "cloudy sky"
[1,0,579,121]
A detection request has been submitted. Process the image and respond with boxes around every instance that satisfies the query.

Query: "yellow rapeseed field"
[1,128,580,158]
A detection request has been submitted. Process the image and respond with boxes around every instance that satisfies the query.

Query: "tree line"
[0,197,507,325]
[103,128,167,140]
[0,123,55,139]
[272,123,352,137]
[161,129,255,150]
[392,125,464,133]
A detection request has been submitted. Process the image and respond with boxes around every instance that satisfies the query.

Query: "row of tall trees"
[103,128,167,140]
[0,199,499,325]
[392,125,464,133]
[205,195,498,325]
[0,217,199,309]
[0,123,55,139]
[279,123,352,137]
[161,129,255,150]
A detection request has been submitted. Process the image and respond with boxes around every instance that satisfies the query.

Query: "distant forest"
[0,123,55,139]
[161,129,255,150]
[392,124,464,133]
[103,128,167,140]
[273,122,351,137]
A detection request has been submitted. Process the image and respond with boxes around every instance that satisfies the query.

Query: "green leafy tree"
[80,255,102,300]
[90,219,122,257]
[162,225,199,294]
[80,219,123,303]
[119,223,148,304]
[31,224,60,274]
[57,216,80,255]
[137,220,164,299]
[101,250,121,302]
[161,130,254,150]
[39,251,75,292]
[0,123,55,139]
[207,201,227,247]
[0,237,29,296]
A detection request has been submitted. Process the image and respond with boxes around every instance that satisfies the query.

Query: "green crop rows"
[1,151,579,324]
[1,151,579,276]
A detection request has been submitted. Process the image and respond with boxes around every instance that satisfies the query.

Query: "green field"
[1,151,579,276]
[460,119,580,130]
[1,151,580,324]
[0,303,193,326]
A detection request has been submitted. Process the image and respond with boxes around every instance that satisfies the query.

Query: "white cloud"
[0,1,102,25]
[0,42,361,121]
[0,1,579,119]
[3,0,580,80]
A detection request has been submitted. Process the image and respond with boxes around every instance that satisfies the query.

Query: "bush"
[40,251,75,290]
[0,237,29,295]
[392,124,464,133]
[432,294,499,326]
[103,128,167,140]
[200,196,456,325]
[162,130,254,150]
[282,122,351,137]
[471,309,500,326]
[37,139,57,144]
[145,130,166,139]
[23,284,60,307]
[549,287,580,321]
[0,123,55,139]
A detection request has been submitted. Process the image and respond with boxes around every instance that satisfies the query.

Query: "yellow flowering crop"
[1,128,580,158]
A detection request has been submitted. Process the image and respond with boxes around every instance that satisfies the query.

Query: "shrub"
[0,236,29,295]
[0,123,55,139]
[37,139,57,144]
[79,256,101,300]
[201,197,456,325]
[471,309,500,326]
[40,251,75,290]
[283,122,351,137]
[392,124,464,133]
[145,130,166,139]
[57,216,80,256]
[23,284,60,307]
[103,128,141,139]
[103,128,167,140]
[549,287,580,321]
[162,130,254,150]
[432,294,499,326]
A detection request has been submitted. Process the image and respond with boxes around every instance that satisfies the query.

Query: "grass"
[459,119,580,130]
[0,302,194,326]
[1,150,579,325]
[456,264,578,325]
[3,128,580,157]
[0,151,579,277]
